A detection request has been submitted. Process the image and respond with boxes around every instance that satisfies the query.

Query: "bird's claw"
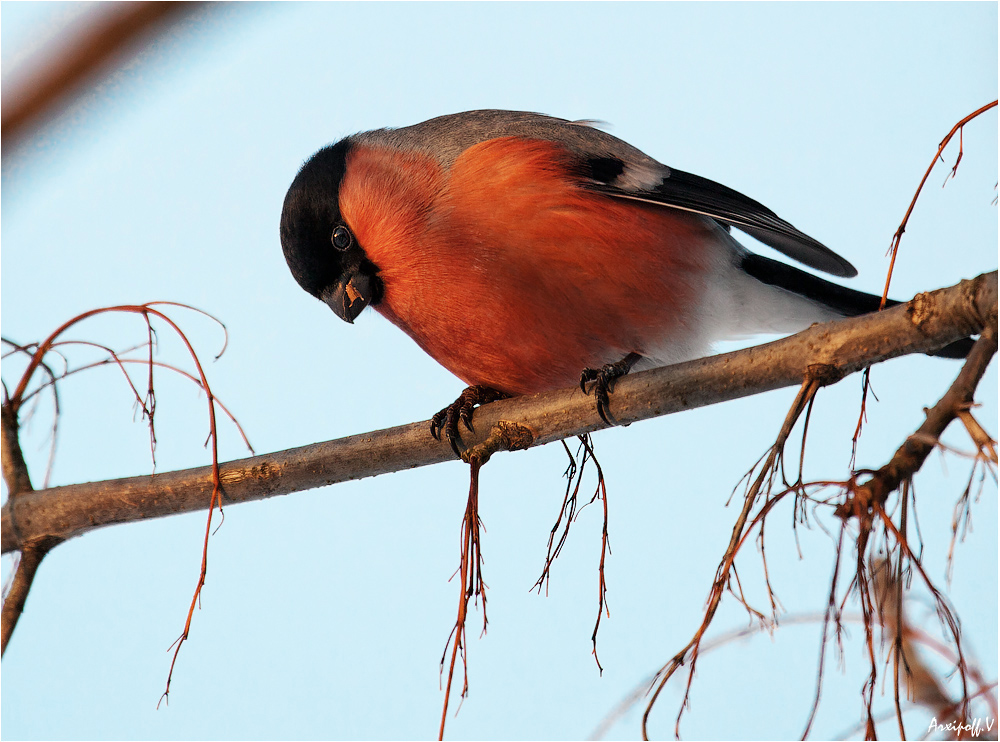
[430,385,511,456]
[580,353,642,425]
[580,366,615,425]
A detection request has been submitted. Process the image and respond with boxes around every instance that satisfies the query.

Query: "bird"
[280,109,968,451]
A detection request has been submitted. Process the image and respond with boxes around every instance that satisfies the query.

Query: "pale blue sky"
[2,3,997,740]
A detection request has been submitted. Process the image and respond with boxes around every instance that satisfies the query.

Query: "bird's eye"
[332,225,353,251]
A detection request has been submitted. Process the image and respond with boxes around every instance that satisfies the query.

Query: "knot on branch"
[836,472,892,523]
[838,429,943,522]
[460,421,535,467]
[906,273,999,342]
[804,363,846,387]
[967,273,999,335]
[906,291,942,335]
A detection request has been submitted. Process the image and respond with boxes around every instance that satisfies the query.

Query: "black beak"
[320,270,376,324]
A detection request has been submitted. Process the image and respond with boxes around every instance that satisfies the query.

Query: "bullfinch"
[279,110,967,449]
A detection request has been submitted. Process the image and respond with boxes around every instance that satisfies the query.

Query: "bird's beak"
[320,270,375,324]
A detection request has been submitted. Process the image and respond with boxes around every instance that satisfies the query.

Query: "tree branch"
[837,318,998,517]
[1,271,995,556]
[1,403,33,503]
[1,537,60,656]
[2,397,55,657]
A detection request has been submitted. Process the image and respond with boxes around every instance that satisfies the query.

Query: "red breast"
[339,136,718,395]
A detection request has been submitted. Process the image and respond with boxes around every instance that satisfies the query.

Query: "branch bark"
[1,271,995,556]
[1,538,60,656]
[2,392,50,656]
[1,403,33,501]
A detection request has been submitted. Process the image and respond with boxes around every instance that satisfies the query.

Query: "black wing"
[589,161,857,279]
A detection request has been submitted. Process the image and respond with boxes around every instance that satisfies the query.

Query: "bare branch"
[1,538,59,656]
[837,322,998,519]
[1,404,33,501]
[2,272,995,556]
[0,399,45,656]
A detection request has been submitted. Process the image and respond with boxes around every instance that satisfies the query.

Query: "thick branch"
[1,271,995,555]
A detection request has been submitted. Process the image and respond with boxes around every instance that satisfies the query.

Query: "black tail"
[740,253,974,359]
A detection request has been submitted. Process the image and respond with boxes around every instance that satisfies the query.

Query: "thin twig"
[438,421,533,740]
[882,100,998,307]
[0,302,231,699]
[642,370,832,740]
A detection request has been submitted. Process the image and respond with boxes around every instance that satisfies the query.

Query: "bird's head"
[280,140,382,323]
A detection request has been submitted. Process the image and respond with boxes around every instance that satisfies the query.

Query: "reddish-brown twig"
[642,373,829,740]
[0,301,230,704]
[531,435,612,673]
[579,435,611,675]
[17,342,251,454]
[852,100,996,451]
[437,421,533,740]
[533,438,590,595]
[882,100,997,309]
[438,456,488,739]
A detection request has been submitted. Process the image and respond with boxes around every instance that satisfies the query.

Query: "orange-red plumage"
[340,137,715,394]
[281,110,945,442]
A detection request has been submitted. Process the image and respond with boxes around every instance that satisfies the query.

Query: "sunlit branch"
[2,271,995,556]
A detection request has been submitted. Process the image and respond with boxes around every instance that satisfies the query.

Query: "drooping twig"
[809,324,999,739]
[639,302,997,739]
[438,421,533,740]
[0,302,236,697]
[875,511,971,730]
[946,446,996,584]
[801,522,849,740]
[641,368,836,740]
[871,558,952,727]
[581,435,611,676]
[533,438,590,595]
[438,460,485,739]
[11,343,252,456]
[531,435,612,673]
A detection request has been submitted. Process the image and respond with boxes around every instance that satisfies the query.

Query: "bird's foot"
[431,385,512,456]
[580,353,642,425]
